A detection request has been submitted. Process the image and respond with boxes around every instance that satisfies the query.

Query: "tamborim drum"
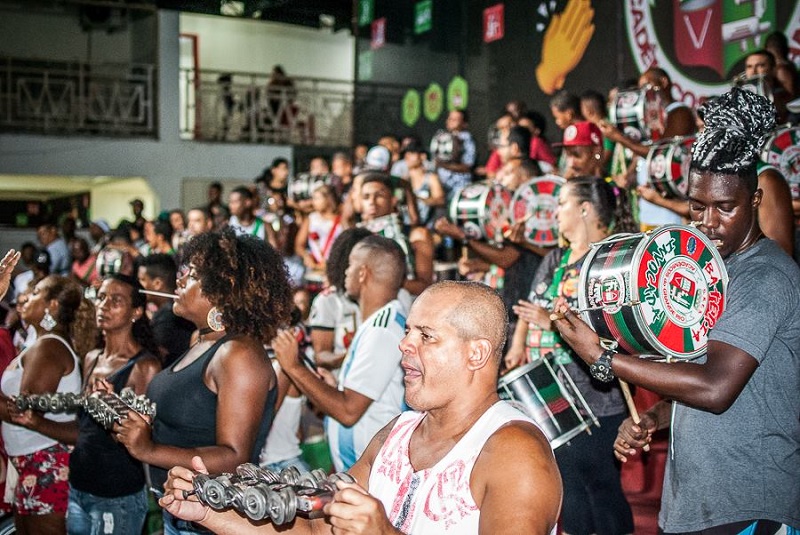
[449,182,512,243]
[760,125,800,199]
[609,87,665,142]
[510,174,565,247]
[498,357,597,450]
[646,136,696,199]
[578,224,727,360]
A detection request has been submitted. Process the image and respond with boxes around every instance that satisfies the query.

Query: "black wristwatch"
[590,348,616,382]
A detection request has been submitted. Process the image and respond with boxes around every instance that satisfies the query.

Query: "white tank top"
[368,401,538,534]
[1,334,82,456]
[260,394,304,465]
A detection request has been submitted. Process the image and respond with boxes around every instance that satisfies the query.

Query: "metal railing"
[179,68,353,147]
[0,57,156,137]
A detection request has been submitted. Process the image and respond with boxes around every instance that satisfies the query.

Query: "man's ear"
[466,338,493,372]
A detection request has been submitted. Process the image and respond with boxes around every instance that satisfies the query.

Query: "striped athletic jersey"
[326,299,407,472]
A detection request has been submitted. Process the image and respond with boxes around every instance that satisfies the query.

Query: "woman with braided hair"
[505,175,636,535]
[114,229,294,535]
[552,87,800,533]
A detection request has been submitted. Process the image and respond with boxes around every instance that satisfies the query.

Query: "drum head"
[449,182,511,242]
[647,136,695,199]
[631,225,727,359]
[510,175,565,247]
[761,126,800,190]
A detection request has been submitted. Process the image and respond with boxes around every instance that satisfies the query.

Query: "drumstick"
[619,379,650,452]
[503,212,534,238]
[139,289,179,299]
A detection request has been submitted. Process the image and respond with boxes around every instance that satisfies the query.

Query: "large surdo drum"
[510,175,565,247]
[578,225,727,360]
[498,356,597,449]
[449,182,512,243]
[646,136,696,199]
[609,87,665,142]
[760,125,800,200]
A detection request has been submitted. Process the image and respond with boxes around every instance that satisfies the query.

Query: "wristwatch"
[590,348,616,382]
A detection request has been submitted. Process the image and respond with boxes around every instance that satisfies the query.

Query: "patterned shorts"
[10,443,71,515]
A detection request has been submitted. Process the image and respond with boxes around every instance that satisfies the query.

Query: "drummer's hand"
[598,120,623,143]
[513,300,552,331]
[550,297,602,364]
[504,346,529,372]
[160,456,211,523]
[636,184,661,204]
[433,217,466,241]
[614,413,658,462]
[505,221,528,244]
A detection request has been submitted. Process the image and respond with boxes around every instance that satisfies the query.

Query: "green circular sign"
[401,89,421,127]
[447,76,469,111]
[423,83,444,122]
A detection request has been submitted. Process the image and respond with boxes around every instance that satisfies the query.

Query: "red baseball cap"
[558,121,603,147]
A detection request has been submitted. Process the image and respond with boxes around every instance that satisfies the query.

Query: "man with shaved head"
[161,280,563,534]
[273,234,407,472]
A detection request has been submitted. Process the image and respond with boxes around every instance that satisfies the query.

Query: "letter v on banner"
[673,0,723,76]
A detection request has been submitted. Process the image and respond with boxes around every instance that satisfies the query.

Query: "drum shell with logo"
[430,130,463,164]
[578,225,727,360]
[760,125,800,200]
[646,136,695,199]
[449,182,512,243]
[510,174,565,247]
[609,87,665,142]
[498,358,595,450]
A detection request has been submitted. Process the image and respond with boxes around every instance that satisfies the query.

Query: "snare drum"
[498,357,597,449]
[646,136,695,199]
[510,174,565,247]
[609,87,665,142]
[288,174,329,202]
[449,182,512,243]
[579,225,728,360]
[761,125,800,199]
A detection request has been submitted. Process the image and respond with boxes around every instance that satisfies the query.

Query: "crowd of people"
[0,38,797,535]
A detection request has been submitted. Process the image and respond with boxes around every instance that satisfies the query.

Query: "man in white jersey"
[280,234,407,471]
[160,281,563,534]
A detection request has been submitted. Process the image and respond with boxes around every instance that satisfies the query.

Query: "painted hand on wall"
[536,0,595,95]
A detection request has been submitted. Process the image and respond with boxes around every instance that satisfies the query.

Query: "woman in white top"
[0,274,85,535]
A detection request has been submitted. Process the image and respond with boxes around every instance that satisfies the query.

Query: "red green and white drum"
[449,182,512,243]
[646,135,695,199]
[609,87,665,143]
[510,174,565,247]
[578,225,728,360]
[760,125,800,199]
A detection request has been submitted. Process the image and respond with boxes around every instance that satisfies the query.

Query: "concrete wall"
[0,11,292,217]
[179,12,354,80]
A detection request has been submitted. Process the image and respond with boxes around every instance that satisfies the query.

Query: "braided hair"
[691,87,776,192]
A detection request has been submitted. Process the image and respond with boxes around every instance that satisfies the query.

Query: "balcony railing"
[179,68,353,147]
[0,57,156,137]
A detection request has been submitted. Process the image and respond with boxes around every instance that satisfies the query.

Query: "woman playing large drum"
[504,176,637,535]
[113,229,294,535]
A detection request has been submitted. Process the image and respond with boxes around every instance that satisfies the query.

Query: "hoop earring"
[40,308,57,332]
[206,307,225,332]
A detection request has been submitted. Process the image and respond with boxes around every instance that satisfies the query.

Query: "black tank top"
[147,334,277,489]
[69,350,156,497]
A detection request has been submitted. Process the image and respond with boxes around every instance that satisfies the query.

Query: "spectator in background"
[168,209,189,253]
[69,237,99,289]
[205,182,229,230]
[140,220,175,256]
[129,199,147,232]
[185,207,213,239]
[403,140,445,227]
[433,109,476,202]
[229,186,267,240]
[330,152,354,198]
[88,219,111,254]
[519,110,557,173]
[36,222,71,276]
[137,254,195,368]
[550,90,585,176]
